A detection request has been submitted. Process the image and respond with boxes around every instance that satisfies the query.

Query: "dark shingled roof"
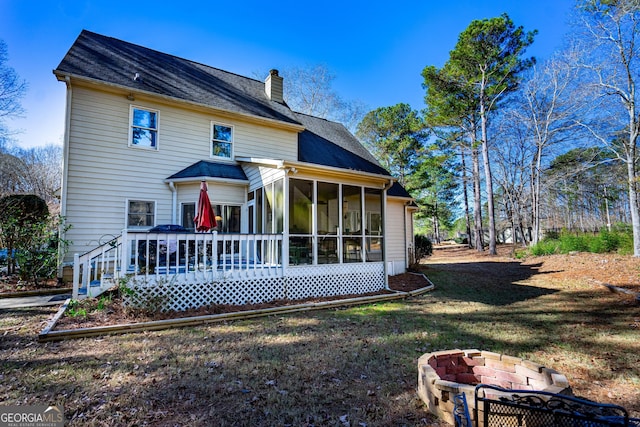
[294,112,390,177]
[387,182,412,198]
[167,160,248,181]
[57,31,413,197]
[55,30,300,126]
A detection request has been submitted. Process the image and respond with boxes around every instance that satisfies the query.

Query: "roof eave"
[164,176,250,186]
[54,71,306,132]
[389,194,417,202]
[235,157,285,168]
[236,157,396,184]
[286,160,395,183]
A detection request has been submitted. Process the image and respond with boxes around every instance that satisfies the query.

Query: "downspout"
[57,76,72,280]
[382,179,394,289]
[169,181,177,224]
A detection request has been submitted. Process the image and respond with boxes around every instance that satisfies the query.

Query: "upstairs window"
[211,123,233,159]
[130,106,159,149]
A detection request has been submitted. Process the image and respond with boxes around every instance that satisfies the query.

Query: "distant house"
[54,30,416,310]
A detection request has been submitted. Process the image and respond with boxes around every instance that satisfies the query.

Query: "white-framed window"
[127,200,155,229]
[181,203,195,231]
[129,106,159,149]
[211,122,233,159]
[212,204,241,233]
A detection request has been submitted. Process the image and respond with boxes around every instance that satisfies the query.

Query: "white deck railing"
[72,232,284,299]
[72,236,121,299]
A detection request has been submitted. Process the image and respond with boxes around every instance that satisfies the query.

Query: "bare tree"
[510,51,585,244]
[20,145,62,208]
[573,0,640,255]
[280,64,368,132]
[0,144,62,209]
[0,39,27,139]
[0,150,28,196]
[543,147,626,231]
[492,117,534,246]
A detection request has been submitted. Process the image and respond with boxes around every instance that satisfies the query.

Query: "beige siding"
[243,165,285,192]
[62,86,297,261]
[386,198,409,275]
[235,126,297,160]
[61,83,416,276]
[176,182,246,207]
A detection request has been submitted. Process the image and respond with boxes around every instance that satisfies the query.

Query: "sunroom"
[73,160,394,311]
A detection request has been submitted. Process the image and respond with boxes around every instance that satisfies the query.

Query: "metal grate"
[476,384,630,427]
[453,393,473,427]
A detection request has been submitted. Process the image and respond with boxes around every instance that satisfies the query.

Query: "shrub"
[530,239,559,256]
[617,231,634,255]
[544,230,560,240]
[414,235,433,262]
[531,228,633,256]
[559,233,589,253]
[66,299,87,318]
[0,194,49,275]
[454,237,468,245]
[588,231,618,253]
[96,293,113,311]
[14,217,70,285]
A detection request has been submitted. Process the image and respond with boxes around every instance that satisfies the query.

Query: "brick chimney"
[265,69,284,103]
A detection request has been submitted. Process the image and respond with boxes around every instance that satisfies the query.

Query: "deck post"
[72,252,80,299]
[119,230,128,280]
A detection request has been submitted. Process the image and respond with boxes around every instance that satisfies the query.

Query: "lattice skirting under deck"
[284,263,386,300]
[122,263,386,312]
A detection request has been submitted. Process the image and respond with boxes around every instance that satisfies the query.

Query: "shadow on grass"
[420,261,559,306]
[1,255,638,425]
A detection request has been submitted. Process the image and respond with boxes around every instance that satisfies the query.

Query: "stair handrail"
[72,235,122,299]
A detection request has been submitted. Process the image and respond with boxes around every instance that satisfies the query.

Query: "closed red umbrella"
[193,181,217,232]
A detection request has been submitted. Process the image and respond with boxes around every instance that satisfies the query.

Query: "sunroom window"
[342,185,362,263]
[289,179,313,265]
[365,188,383,262]
[211,123,233,159]
[130,107,158,149]
[317,182,339,264]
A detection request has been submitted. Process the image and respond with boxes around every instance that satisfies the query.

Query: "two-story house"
[55,30,416,311]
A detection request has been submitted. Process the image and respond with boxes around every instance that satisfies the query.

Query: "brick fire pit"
[417,349,572,425]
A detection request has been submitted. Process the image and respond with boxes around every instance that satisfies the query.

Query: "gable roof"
[54,30,300,126]
[294,113,390,177]
[166,160,248,183]
[56,31,411,196]
[387,182,413,198]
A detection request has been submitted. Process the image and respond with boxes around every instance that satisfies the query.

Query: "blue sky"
[1,0,576,149]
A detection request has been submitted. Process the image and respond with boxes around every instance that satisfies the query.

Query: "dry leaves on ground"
[53,272,430,330]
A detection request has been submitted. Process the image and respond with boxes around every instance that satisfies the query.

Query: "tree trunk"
[480,97,497,255]
[472,142,484,252]
[627,151,640,256]
[532,145,543,245]
[460,144,473,248]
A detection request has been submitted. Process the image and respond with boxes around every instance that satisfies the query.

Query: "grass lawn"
[1,247,638,426]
